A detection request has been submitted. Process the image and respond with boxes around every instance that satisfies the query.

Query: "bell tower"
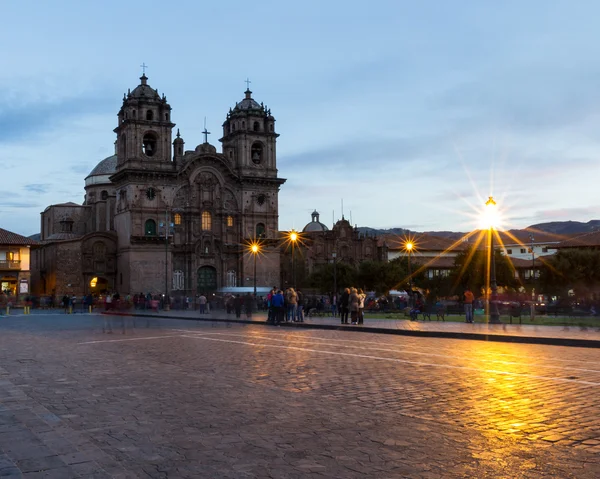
[219,85,279,179]
[114,74,175,172]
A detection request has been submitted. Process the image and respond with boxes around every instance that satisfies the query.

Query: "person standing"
[198,293,207,314]
[339,288,350,324]
[286,288,298,322]
[296,290,304,322]
[244,293,254,319]
[358,288,366,325]
[234,295,243,319]
[349,288,359,324]
[271,289,285,325]
[464,287,475,323]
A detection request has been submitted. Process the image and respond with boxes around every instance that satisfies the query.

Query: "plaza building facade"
[32,75,285,299]
[0,228,38,298]
[280,211,386,288]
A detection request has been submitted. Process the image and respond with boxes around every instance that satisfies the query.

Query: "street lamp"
[405,241,414,307]
[289,230,298,289]
[250,242,260,297]
[485,196,501,324]
[161,209,175,311]
[529,233,535,320]
[332,251,337,301]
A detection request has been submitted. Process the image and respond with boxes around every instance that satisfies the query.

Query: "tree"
[540,249,600,299]
[307,262,357,294]
[451,245,519,296]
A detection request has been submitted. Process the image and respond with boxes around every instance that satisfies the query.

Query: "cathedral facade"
[33,75,285,299]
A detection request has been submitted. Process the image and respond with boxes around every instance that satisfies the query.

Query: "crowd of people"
[264,287,305,325]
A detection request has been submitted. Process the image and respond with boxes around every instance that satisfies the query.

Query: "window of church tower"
[119,134,126,157]
[201,211,212,231]
[269,124,273,132]
[145,219,157,236]
[146,110,154,121]
[256,223,265,238]
[133,110,137,118]
[165,113,169,121]
[251,142,263,164]
[242,121,245,129]
[253,121,260,131]
[101,190,108,201]
[174,213,182,225]
[142,132,158,157]
[226,215,234,227]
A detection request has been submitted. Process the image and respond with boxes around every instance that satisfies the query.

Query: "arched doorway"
[197,266,217,293]
[89,276,109,294]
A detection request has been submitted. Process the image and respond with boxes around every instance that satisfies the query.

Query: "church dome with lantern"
[303,211,329,233]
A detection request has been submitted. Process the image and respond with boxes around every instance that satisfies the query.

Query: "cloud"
[24,184,51,194]
[0,93,114,143]
[0,200,40,208]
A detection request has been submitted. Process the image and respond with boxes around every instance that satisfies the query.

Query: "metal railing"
[0,260,21,270]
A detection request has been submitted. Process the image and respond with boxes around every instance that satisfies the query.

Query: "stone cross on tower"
[202,117,211,144]
[140,63,148,75]
[245,77,251,90]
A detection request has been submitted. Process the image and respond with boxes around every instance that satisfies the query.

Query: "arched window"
[174,213,182,225]
[201,211,212,231]
[253,121,260,131]
[133,110,137,118]
[101,190,108,201]
[251,142,263,164]
[146,110,154,121]
[226,215,234,227]
[165,113,169,121]
[242,121,246,129]
[226,270,237,287]
[256,223,265,238]
[145,219,157,236]
[142,132,158,157]
[269,124,273,132]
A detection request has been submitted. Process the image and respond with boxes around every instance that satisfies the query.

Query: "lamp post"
[289,230,298,289]
[250,243,259,298]
[405,241,413,307]
[332,251,337,300]
[485,197,501,324]
[162,209,174,311]
[530,233,535,320]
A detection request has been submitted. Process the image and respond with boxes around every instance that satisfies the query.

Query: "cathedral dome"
[232,89,262,113]
[85,154,117,186]
[129,74,160,100]
[303,210,329,233]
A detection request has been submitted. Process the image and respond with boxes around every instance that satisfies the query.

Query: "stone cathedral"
[33,74,285,298]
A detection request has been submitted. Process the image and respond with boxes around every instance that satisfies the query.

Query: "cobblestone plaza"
[0,314,598,477]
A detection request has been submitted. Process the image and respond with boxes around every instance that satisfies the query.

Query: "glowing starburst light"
[481,196,502,230]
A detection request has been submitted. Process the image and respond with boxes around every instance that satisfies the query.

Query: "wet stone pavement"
[0,313,598,478]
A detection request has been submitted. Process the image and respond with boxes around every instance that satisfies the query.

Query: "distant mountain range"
[28,220,599,242]
[358,220,600,238]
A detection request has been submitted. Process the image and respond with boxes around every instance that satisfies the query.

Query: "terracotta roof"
[412,256,456,268]
[508,257,548,268]
[497,229,567,245]
[556,231,600,248]
[383,233,471,252]
[0,228,39,246]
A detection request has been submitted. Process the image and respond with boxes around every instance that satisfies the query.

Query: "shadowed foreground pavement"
[0,313,598,478]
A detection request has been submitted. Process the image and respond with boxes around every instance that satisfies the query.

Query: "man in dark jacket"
[339,288,350,324]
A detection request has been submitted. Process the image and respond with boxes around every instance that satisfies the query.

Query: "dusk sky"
[2,0,600,236]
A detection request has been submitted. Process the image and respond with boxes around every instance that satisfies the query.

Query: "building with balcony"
[0,228,38,298]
